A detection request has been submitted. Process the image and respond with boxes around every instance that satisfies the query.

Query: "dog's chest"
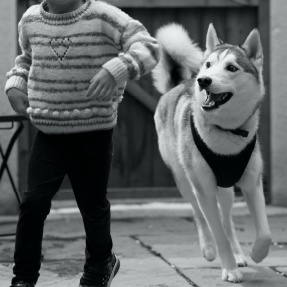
[190,116,256,188]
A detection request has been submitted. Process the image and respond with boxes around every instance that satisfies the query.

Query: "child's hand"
[86,69,116,100]
[7,88,29,118]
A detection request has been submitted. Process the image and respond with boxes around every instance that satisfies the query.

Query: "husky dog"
[152,23,271,283]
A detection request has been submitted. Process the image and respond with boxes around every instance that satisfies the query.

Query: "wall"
[270,0,287,206]
[1,0,284,207]
[0,0,19,214]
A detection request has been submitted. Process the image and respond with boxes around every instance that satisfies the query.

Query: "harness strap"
[190,115,257,188]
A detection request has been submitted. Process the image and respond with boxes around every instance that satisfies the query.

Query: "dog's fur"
[152,23,271,283]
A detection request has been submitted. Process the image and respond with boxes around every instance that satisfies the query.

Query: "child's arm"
[103,19,161,84]
[87,18,160,100]
[86,68,117,100]
[5,17,31,117]
[7,89,29,118]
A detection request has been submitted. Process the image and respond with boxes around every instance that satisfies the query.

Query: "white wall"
[0,0,19,214]
[270,0,287,206]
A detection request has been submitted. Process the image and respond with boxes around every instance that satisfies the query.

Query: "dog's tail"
[152,23,203,94]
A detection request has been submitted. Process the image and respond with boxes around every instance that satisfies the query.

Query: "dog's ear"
[204,23,221,57]
[242,29,263,71]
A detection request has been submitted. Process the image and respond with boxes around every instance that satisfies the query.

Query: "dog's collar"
[215,125,249,138]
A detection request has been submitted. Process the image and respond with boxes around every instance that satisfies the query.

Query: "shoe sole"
[107,255,120,287]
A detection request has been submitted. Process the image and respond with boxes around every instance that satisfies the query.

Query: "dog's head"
[195,24,265,129]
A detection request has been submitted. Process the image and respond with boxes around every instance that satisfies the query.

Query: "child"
[5,0,160,286]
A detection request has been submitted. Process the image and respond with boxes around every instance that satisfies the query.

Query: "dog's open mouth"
[202,91,233,111]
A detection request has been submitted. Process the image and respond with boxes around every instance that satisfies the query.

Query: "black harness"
[190,115,257,188]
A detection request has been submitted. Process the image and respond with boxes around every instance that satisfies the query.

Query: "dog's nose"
[197,77,212,88]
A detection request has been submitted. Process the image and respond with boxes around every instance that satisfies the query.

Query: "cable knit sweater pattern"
[5,0,160,134]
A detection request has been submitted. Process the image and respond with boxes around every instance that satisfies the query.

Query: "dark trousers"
[12,129,114,284]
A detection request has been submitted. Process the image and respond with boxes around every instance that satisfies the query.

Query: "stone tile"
[181,266,287,287]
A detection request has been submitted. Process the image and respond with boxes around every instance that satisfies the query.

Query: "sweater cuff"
[4,76,27,95]
[102,57,129,86]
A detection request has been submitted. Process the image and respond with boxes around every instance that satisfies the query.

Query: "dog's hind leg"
[237,149,271,264]
[217,187,247,267]
[238,176,271,263]
[173,168,216,261]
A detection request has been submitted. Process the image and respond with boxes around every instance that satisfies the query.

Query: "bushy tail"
[152,23,203,94]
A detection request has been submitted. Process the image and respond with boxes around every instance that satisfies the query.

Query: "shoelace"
[102,256,116,285]
[102,273,111,285]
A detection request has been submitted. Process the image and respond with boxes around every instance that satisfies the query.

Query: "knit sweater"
[5,0,160,134]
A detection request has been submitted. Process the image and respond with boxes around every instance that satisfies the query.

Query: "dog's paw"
[203,244,217,261]
[234,253,248,267]
[250,235,271,263]
[200,242,217,261]
[222,268,243,283]
[199,232,217,261]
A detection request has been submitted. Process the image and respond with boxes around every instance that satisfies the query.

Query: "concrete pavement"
[0,199,287,286]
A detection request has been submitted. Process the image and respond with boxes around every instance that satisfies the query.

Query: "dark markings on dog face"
[214,43,233,54]
[213,45,260,82]
[234,50,259,82]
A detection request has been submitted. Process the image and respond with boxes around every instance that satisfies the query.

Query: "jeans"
[12,129,114,284]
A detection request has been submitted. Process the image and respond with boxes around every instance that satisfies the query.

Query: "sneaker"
[79,253,120,287]
[10,282,35,287]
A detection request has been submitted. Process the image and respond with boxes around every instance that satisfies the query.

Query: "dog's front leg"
[217,187,247,267]
[173,168,216,261]
[194,186,243,283]
[238,177,271,263]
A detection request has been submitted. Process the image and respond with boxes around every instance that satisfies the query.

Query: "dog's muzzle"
[202,91,233,111]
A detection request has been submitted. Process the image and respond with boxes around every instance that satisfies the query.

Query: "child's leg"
[12,131,66,285]
[66,129,114,264]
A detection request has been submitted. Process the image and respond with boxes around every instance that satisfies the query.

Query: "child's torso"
[23,1,127,134]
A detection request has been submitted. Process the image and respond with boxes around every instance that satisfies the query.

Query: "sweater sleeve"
[102,19,161,85]
[4,17,31,95]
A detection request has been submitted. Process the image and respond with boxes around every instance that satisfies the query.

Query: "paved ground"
[0,199,287,287]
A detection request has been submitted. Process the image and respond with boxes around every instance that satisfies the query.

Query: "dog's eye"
[227,65,238,72]
[206,62,211,68]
